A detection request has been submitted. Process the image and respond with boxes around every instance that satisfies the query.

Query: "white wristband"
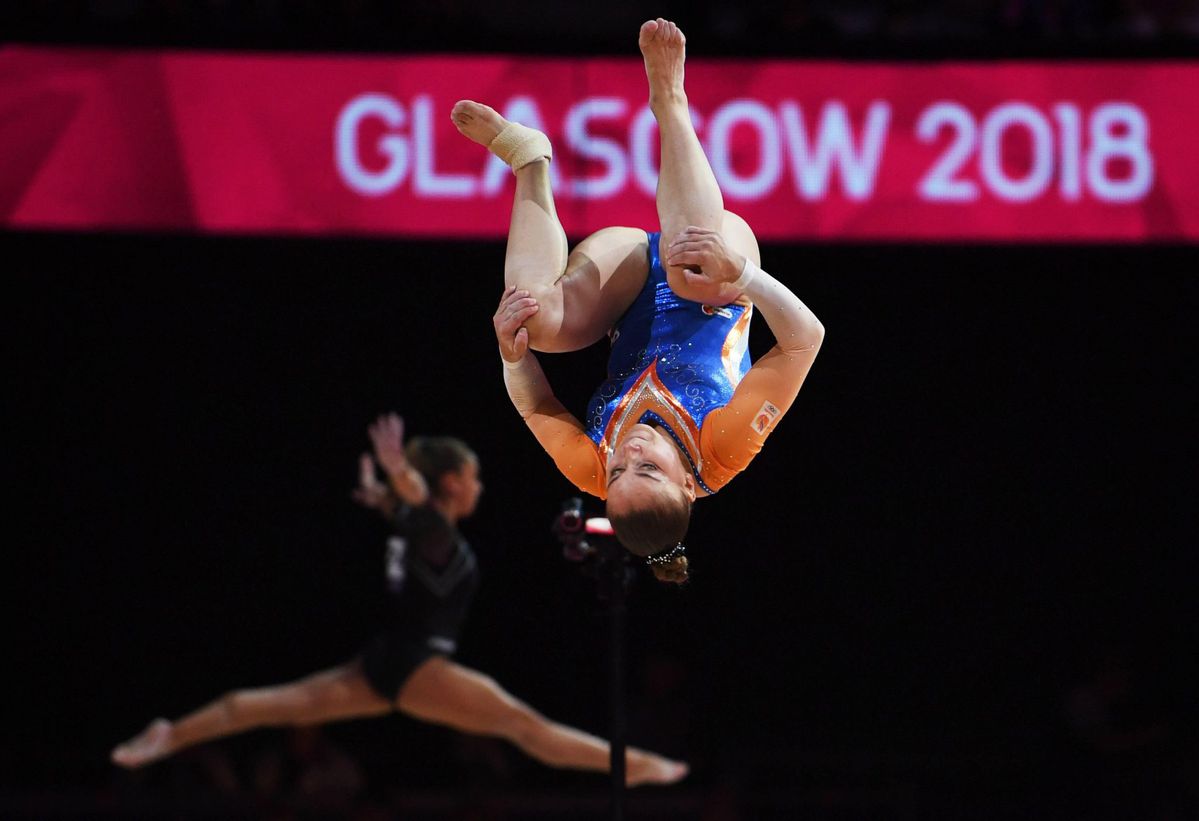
[502,353,524,370]
[731,258,759,292]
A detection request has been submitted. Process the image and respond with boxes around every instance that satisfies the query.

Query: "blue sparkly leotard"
[583,232,754,495]
[527,232,813,499]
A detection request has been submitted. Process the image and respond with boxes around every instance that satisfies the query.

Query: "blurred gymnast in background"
[452,19,824,582]
[112,413,686,786]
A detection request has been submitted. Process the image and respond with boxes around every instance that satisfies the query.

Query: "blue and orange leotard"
[535,232,798,499]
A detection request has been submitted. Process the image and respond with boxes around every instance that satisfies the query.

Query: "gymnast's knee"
[222,687,316,727]
[220,690,257,724]
[496,703,547,746]
[720,210,761,266]
[516,288,572,352]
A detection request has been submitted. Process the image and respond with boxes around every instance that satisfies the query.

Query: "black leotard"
[360,503,480,700]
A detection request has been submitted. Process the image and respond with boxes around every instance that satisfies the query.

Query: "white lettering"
[566,97,629,198]
[1087,103,1153,202]
[1053,103,1083,201]
[980,103,1053,202]
[334,91,1154,214]
[335,93,409,197]
[629,105,659,197]
[781,101,889,200]
[482,96,561,196]
[412,95,476,197]
[915,102,979,202]
[707,99,781,200]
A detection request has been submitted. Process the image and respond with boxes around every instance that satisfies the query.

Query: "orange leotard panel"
[522,232,819,499]
[525,396,607,499]
[699,343,813,491]
[525,343,811,499]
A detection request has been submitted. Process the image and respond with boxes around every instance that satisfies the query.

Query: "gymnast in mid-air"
[111,413,687,786]
[452,18,825,582]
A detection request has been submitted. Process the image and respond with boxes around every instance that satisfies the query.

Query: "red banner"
[2,46,1196,241]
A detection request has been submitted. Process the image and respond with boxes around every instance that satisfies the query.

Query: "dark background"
[5,2,1199,819]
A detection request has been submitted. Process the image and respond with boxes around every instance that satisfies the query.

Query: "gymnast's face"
[442,456,483,516]
[605,424,696,513]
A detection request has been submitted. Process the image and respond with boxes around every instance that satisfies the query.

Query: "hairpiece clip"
[645,542,686,566]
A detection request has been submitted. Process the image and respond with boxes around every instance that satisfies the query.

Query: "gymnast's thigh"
[535,226,650,353]
[719,210,761,266]
[395,657,533,736]
[662,210,761,306]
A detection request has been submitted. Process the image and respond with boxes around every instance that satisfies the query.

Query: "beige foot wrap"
[488,122,552,172]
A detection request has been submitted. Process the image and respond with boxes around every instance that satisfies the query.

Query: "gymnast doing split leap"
[111,413,687,786]
[452,18,825,582]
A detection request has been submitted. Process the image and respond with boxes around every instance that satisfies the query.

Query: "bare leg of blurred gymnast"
[112,416,686,787]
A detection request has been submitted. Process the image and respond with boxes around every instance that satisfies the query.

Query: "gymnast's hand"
[494,285,539,363]
[351,452,393,513]
[664,227,747,290]
[368,412,408,478]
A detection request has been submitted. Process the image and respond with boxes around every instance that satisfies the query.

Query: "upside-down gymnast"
[111,413,687,785]
[451,18,825,583]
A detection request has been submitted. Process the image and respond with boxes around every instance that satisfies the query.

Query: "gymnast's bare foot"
[451,100,551,171]
[450,100,510,149]
[639,18,688,115]
[111,718,174,768]
[627,747,689,786]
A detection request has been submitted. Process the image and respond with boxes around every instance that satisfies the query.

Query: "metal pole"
[608,555,627,821]
[552,505,629,821]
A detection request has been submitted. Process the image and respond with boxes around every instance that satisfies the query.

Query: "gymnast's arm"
[361,412,454,564]
[494,286,606,497]
[666,226,824,358]
[367,412,429,507]
[351,452,400,519]
[666,227,824,468]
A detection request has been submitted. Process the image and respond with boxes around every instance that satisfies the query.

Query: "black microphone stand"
[553,498,635,821]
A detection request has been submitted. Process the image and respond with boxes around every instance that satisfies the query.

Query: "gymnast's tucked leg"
[640,18,761,302]
[451,102,649,352]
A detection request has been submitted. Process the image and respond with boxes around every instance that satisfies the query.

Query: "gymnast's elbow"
[808,313,826,344]
[786,312,825,354]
